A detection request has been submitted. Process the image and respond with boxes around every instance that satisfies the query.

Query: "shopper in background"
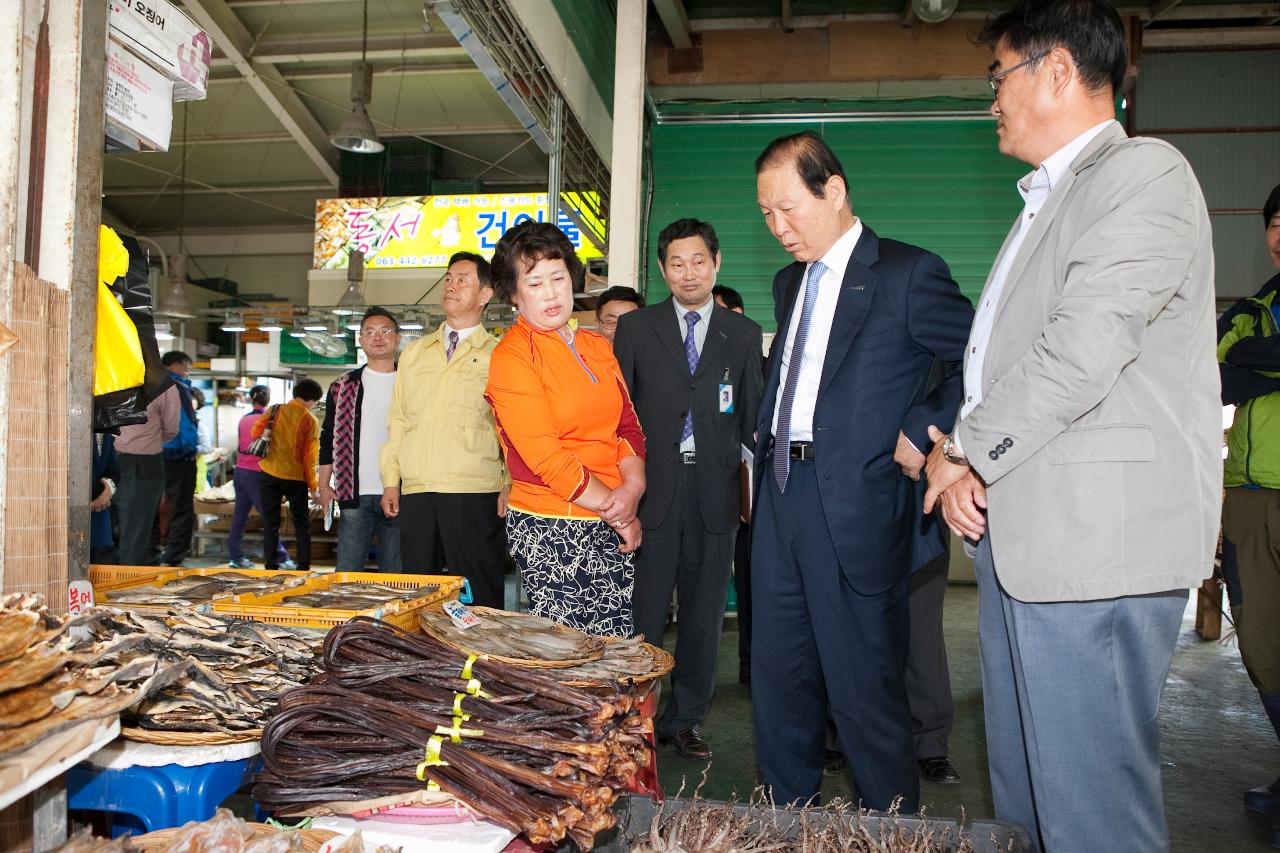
[1219,182,1280,846]
[90,432,120,564]
[751,130,971,811]
[381,253,509,606]
[159,351,199,566]
[924,1,1220,847]
[228,385,292,569]
[114,380,180,566]
[594,285,645,346]
[615,219,763,761]
[320,306,402,572]
[486,221,646,637]
[254,378,323,571]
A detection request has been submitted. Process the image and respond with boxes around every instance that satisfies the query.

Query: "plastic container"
[211,572,465,631]
[590,794,1031,853]
[93,567,314,606]
[88,564,167,590]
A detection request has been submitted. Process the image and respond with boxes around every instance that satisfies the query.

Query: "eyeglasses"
[598,317,620,328]
[988,50,1049,94]
[359,328,399,338]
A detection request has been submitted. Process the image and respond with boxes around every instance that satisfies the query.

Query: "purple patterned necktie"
[446,329,459,362]
[773,260,828,492]
[681,310,701,442]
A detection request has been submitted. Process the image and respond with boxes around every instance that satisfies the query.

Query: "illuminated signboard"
[313,193,604,270]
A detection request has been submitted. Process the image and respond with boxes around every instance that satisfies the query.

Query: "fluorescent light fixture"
[258,318,285,333]
[154,321,175,341]
[399,309,425,331]
[289,321,308,338]
[346,319,363,332]
[221,312,247,333]
[302,316,328,332]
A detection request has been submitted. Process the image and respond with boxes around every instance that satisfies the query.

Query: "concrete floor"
[650,584,1278,852]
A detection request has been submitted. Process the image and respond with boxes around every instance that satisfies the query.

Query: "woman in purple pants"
[228,386,293,568]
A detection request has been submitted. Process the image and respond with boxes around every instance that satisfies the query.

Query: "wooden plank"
[829,20,988,81]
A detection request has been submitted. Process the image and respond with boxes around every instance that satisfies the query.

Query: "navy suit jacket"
[754,226,974,593]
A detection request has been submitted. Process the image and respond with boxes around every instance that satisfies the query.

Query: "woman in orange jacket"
[485,221,646,637]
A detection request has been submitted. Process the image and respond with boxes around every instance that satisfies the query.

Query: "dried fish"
[417,605,606,664]
[101,571,307,609]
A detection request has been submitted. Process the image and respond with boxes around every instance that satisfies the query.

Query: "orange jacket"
[252,398,320,492]
[486,317,645,519]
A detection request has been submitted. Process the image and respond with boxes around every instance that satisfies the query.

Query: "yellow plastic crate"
[211,572,464,631]
[88,564,167,590]
[93,567,315,607]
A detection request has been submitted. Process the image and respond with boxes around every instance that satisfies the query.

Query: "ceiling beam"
[181,0,340,187]
[207,64,479,84]
[690,4,1280,29]
[208,33,466,67]
[1144,25,1280,47]
[652,0,693,49]
[105,182,331,197]
[162,127,527,146]
[130,230,316,256]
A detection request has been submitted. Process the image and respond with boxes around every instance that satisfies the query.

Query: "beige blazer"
[954,123,1221,602]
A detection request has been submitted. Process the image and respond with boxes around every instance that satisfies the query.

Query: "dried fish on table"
[0,593,69,664]
[417,605,607,665]
[101,571,308,608]
[276,583,438,611]
[553,637,673,687]
[255,618,652,850]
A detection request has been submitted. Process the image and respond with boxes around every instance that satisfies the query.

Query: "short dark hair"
[161,350,192,367]
[978,0,1127,96]
[360,305,399,332]
[595,286,645,318]
[755,131,850,202]
[1265,183,1280,226]
[712,285,744,312]
[292,378,323,402]
[190,387,205,408]
[657,218,720,264]
[490,221,583,305]
[448,251,493,289]
[249,385,270,407]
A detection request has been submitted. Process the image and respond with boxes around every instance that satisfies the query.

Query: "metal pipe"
[547,94,562,226]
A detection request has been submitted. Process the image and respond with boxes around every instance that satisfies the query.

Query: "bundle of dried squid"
[254,618,652,850]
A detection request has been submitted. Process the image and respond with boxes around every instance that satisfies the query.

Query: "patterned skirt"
[504,508,634,638]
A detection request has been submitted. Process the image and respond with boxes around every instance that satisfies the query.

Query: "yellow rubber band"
[426,780,441,792]
[461,654,477,681]
[434,722,484,744]
[414,735,449,781]
[452,693,466,717]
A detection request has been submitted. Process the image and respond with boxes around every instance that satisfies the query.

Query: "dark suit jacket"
[754,226,973,593]
[615,298,764,534]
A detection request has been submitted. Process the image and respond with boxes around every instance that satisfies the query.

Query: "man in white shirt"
[319,306,401,571]
[924,1,1219,849]
[750,131,973,810]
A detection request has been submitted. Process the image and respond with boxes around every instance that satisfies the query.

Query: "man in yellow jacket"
[380,251,509,607]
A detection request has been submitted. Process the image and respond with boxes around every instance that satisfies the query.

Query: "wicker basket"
[417,605,607,667]
[121,726,263,745]
[131,823,337,852]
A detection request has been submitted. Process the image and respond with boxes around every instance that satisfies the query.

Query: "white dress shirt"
[676,296,714,452]
[771,219,864,442]
[956,120,1116,452]
[445,322,482,348]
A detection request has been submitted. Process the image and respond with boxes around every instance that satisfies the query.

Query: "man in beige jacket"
[380,252,509,607]
[924,1,1220,850]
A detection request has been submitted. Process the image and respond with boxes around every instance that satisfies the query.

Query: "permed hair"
[490,221,583,305]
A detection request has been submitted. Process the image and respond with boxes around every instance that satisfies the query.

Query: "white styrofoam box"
[105,41,174,152]
[107,0,209,101]
[245,341,279,375]
[209,357,238,373]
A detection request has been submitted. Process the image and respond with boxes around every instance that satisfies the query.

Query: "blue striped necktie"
[681,311,700,442]
[773,260,827,492]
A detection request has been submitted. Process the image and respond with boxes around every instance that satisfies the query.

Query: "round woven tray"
[132,823,337,852]
[559,639,674,688]
[121,726,263,746]
[417,605,606,668]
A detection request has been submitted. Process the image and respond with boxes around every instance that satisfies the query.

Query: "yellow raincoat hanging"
[94,225,146,397]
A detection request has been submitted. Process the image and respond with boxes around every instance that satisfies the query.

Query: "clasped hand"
[922,425,988,541]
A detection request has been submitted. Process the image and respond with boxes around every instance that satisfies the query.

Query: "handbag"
[243,405,279,458]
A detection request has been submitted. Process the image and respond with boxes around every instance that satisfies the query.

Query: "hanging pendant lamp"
[331,1,383,154]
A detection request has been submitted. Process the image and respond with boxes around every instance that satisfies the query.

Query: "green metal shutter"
[645,120,1028,330]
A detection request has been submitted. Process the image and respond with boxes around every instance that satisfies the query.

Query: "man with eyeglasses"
[613,218,763,761]
[594,285,645,345]
[319,306,402,571]
[380,252,510,607]
[923,0,1219,849]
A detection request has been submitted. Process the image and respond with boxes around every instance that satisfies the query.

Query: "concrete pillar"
[606,0,647,291]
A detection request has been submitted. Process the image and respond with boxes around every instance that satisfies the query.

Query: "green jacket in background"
[1220,275,1280,488]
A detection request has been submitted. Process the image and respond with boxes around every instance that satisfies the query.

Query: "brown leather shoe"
[659,728,711,760]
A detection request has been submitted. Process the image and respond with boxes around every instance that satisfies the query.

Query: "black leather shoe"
[659,729,711,760]
[1246,776,1280,814]
[919,756,962,784]
[822,749,848,776]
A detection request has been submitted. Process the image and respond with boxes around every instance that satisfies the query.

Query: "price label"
[442,599,481,630]
[67,580,95,616]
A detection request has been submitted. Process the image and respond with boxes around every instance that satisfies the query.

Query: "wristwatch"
[941,433,969,467]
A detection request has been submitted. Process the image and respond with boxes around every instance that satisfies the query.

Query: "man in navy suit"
[751,131,973,810]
